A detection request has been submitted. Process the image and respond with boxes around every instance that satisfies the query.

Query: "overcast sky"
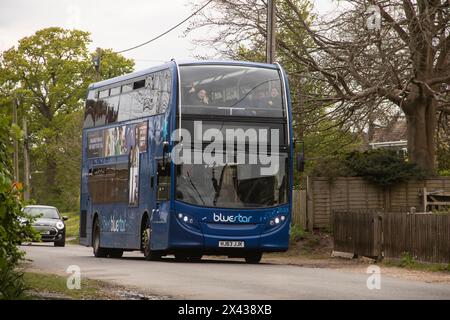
[0,0,334,70]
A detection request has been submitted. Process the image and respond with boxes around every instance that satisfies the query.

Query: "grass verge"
[63,211,79,244]
[382,252,450,273]
[23,272,117,300]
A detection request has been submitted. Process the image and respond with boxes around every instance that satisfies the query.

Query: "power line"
[115,0,213,54]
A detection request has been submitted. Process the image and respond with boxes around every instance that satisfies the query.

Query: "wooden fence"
[291,190,307,229]
[297,177,450,229]
[383,213,450,264]
[332,210,382,259]
[332,210,450,264]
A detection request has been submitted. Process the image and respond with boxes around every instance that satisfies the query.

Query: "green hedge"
[0,117,39,299]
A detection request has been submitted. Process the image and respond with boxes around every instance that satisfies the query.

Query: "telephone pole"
[93,47,102,81]
[266,0,277,64]
[13,98,20,183]
[23,117,30,201]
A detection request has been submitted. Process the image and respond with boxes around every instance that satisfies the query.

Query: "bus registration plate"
[219,241,245,248]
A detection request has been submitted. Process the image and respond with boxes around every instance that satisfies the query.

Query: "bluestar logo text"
[213,213,252,223]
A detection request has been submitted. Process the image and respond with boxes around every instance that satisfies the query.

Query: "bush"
[0,117,38,299]
[310,149,426,187]
[437,144,450,173]
[0,262,28,299]
[344,149,426,187]
[399,252,416,267]
[290,225,305,243]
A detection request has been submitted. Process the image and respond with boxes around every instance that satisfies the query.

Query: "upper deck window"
[179,65,285,118]
[83,69,172,128]
[122,84,133,93]
[110,87,121,96]
[133,79,145,90]
[99,89,109,99]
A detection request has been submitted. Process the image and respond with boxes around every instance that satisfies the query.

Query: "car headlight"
[56,221,65,230]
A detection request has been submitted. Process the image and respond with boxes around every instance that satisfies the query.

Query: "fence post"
[374,212,383,259]
[300,190,307,230]
[306,176,314,231]
[384,186,391,211]
[291,190,298,225]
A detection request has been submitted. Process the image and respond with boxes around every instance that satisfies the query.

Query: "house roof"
[370,117,408,143]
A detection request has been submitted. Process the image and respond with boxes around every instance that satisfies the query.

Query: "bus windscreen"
[176,151,288,209]
[179,65,285,118]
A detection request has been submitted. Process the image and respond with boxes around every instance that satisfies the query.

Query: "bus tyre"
[245,253,262,264]
[142,227,160,261]
[93,219,108,258]
[108,249,123,259]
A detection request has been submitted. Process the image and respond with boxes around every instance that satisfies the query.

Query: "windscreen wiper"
[186,172,205,205]
[213,164,229,207]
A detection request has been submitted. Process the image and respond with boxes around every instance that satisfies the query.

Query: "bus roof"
[177,59,278,69]
[88,61,174,90]
[88,59,280,91]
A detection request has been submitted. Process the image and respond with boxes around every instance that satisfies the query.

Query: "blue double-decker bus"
[79,60,301,263]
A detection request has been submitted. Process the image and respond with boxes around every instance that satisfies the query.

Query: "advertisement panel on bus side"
[86,121,148,159]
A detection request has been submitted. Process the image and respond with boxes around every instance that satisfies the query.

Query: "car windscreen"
[23,207,60,219]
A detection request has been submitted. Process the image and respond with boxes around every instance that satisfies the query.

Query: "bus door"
[79,162,91,246]
[150,138,171,250]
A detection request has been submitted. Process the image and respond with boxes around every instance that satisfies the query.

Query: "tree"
[0,27,134,209]
[187,0,450,173]
[188,1,356,153]
[285,0,448,173]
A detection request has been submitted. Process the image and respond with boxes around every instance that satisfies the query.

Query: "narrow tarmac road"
[23,243,450,299]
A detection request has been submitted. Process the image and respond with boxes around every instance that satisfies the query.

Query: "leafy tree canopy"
[0,27,135,211]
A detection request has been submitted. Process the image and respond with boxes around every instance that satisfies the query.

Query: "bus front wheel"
[93,219,108,258]
[142,226,161,261]
[245,253,262,264]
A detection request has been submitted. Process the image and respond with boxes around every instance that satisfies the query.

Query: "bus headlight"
[177,213,196,226]
[268,215,286,228]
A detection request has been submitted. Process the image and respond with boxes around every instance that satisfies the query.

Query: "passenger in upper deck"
[187,82,209,105]
[267,87,280,107]
[253,86,281,108]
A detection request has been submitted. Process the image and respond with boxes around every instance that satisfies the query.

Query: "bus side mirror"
[296,152,305,172]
